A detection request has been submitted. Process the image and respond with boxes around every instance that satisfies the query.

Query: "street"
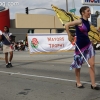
[0,51,100,100]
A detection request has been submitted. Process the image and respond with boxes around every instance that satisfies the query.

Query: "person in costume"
[0,26,13,68]
[65,6,100,90]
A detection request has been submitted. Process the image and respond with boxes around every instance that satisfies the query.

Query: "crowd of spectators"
[12,40,28,51]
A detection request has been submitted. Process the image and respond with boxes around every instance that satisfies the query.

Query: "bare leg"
[75,68,82,86]
[5,53,8,64]
[88,56,96,86]
[9,51,13,62]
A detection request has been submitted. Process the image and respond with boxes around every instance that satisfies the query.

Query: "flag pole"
[72,36,90,67]
[75,43,90,67]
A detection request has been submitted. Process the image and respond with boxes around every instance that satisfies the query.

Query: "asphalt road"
[0,51,100,100]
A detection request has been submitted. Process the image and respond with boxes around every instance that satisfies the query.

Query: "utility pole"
[66,0,68,12]
[72,0,75,14]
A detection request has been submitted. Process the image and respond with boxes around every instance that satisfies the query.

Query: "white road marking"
[0,70,100,85]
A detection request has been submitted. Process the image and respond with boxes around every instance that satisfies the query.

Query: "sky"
[0,0,100,19]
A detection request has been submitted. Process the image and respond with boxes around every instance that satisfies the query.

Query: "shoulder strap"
[2,33,11,43]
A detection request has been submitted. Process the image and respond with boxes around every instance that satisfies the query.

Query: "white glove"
[0,30,2,35]
[9,33,12,36]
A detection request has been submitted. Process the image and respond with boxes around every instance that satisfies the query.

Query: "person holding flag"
[65,6,100,90]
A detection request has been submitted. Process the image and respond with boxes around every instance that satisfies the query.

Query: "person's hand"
[0,30,2,35]
[68,34,74,43]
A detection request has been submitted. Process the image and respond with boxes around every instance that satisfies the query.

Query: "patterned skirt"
[70,43,95,70]
[3,44,13,53]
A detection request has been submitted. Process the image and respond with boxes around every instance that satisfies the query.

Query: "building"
[0,6,10,31]
[10,13,66,41]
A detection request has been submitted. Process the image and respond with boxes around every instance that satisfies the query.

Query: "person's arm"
[65,19,82,42]
[0,30,2,41]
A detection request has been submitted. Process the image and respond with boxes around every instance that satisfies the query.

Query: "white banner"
[27,34,75,54]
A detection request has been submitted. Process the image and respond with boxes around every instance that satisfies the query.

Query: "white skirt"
[3,44,13,53]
